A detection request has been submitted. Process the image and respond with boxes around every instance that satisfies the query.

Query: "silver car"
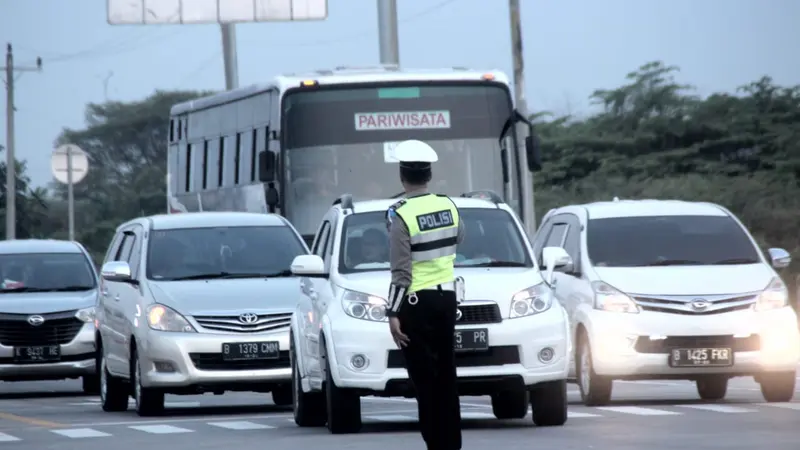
[0,239,100,392]
[97,212,309,416]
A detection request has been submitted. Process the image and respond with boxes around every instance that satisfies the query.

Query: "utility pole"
[508,0,536,235]
[377,0,400,66]
[2,43,42,240]
[220,24,239,90]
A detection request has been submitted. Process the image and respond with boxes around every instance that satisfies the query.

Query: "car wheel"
[271,385,293,406]
[99,353,129,412]
[490,389,529,419]
[696,376,728,401]
[576,335,612,406]
[759,371,796,402]
[291,344,326,427]
[530,380,568,426]
[132,349,164,416]
[323,342,361,434]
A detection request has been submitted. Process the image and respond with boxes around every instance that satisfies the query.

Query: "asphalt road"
[1,376,799,449]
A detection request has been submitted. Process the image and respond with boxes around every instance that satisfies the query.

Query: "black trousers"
[398,288,462,450]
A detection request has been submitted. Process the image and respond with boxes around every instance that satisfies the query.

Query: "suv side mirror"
[525,134,542,172]
[768,248,791,269]
[101,261,132,283]
[290,255,327,278]
[542,246,572,285]
[258,150,276,183]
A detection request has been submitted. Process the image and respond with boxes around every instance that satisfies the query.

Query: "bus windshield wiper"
[713,258,759,265]
[639,259,704,267]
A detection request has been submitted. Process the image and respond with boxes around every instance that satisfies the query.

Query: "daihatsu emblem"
[455,309,463,321]
[27,315,45,326]
[690,299,710,311]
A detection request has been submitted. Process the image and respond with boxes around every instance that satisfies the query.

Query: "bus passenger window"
[251,129,258,182]
[185,144,192,193]
[218,137,226,187]
[202,140,209,190]
[234,133,241,185]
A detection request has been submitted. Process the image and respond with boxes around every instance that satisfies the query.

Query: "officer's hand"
[389,317,409,348]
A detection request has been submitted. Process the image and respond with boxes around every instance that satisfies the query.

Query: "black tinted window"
[587,215,760,267]
[339,209,532,273]
[146,226,307,280]
[0,253,96,292]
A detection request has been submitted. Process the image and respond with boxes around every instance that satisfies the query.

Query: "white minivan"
[533,199,799,406]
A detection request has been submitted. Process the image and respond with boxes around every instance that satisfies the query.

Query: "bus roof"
[170,66,510,116]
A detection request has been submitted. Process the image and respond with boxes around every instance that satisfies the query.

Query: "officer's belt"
[417,281,455,292]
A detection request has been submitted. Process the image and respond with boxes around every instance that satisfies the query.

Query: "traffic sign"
[51,144,89,185]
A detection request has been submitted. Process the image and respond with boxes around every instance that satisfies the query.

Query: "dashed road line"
[596,406,682,416]
[128,424,194,434]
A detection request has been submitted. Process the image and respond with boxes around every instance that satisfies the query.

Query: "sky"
[1,0,799,188]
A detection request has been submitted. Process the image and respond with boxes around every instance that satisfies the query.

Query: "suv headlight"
[75,306,96,323]
[754,277,789,311]
[146,304,196,332]
[510,284,552,318]
[342,290,388,322]
[592,281,639,313]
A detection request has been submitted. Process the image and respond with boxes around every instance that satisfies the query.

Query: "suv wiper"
[0,286,93,293]
[263,269,295,278]
[714,258,759,265]
[639,259,704,267]
[169,271,294,281]
[466,261,529,268]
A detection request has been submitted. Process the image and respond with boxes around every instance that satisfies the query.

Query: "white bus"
[166,66,541,244]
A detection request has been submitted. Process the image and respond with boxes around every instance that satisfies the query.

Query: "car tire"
[271,385,293,406]
[576,335,613,406]
[291,344,326,427]
[696,376,728,401]
[759,371,796,402]
[323,342,361,434]
[132,349,165,417]
[530,380,568,426]
[99,353,129,412]
[490,390,529,419]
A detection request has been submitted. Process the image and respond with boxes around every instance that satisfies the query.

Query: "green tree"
[0,151,51,239]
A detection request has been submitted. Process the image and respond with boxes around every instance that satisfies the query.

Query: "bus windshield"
[281,82,514,236]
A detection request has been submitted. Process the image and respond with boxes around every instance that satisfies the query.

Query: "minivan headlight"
[509,284,552,318]
[75,306,96,323]
[754,277,789,311]
[592,281,639,313]
[146,304,196,332]
[342,290,388,322]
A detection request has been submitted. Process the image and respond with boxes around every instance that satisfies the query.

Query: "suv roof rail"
[461,190,503,204]
[333,194,355,211]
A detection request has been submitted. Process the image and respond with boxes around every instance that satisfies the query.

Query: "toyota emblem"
[27,315,45,326]
[690,299,711,311]
[455,309,463,321]
[238,313,259,324]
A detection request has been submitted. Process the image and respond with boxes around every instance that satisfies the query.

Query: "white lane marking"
[366,414,415,422]
[208,421,274,430]
[68,413,293,427]
[70,399,200,407]
[568,411,601,418]
[52,428,112,438]
[461,412,496,420]
[362,397,489,408]
[129,424,194,434]
[0,432,20,442]
[676,404,754,413]
[760,402,800,410]
[597,406,681,416]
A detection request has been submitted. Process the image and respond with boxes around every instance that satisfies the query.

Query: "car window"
[0,253,97,292]
[338,209,533,274]
[145,225,308,281]
[545,223,568,248]
[587,215,760,267]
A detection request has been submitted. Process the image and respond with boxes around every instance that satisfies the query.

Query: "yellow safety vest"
[394,194,460,293]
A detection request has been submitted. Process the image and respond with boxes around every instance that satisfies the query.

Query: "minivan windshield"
[146,226,307,281]
[0,253,96,293]
[339,208,532,274]
[586,215,761,268]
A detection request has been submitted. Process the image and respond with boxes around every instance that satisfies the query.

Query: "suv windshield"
[339,208,532,273]
[0,253,96,293]
[146,226,307,281]
[587,215,761,268]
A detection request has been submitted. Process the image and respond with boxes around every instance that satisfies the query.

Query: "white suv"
[288,192,571,434]
[533,199,799,406]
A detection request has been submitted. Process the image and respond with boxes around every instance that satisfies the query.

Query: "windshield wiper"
[465,261,529,268]
[263,269,295,278]
[639,259,705,267]
[0,286,93,293]
[169,271,294,281]
[713,258,759,265]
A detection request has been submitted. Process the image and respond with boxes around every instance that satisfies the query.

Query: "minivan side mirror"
[542,246,572,285]
[258,150,276,183]
[290,255,327,278]
[101,261,132,283]
[525,134,542,172]
[768,248,791,269]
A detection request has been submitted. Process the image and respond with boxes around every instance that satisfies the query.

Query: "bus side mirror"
[525,134,542,172]
[258,150,276,182]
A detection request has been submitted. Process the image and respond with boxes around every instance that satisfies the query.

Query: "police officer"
[385,139,465,450]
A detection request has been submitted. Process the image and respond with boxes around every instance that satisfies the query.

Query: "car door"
[99,231,125,373]
[102,228,137,375]
[116,224,146,372]
[299,215,332,382]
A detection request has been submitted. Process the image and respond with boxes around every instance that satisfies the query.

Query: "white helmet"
[393,140,438,167]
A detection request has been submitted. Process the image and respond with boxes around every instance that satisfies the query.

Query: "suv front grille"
[387,345,519,369]
[0,311,84,346]
[192,312,292,333]
[189,351,290,371]
[457,303,502,325]
[634,334,760,354]
[633,293,758,315]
